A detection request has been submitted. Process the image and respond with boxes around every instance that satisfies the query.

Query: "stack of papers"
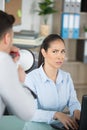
[13,36,45,46]
[14,30,38,40]
[13,30,45,46]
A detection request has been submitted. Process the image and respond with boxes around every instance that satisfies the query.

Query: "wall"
[13,0,53,33]
[0,0,5,10]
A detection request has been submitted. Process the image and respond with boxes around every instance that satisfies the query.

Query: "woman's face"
[42,39,66,69]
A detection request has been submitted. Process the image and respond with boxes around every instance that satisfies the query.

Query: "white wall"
[13,0,53,33]
[0,0,5,11]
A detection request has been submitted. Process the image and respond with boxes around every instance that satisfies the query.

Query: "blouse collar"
[39,65,63,84]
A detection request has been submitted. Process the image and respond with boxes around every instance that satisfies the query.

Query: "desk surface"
[0,116,56,130]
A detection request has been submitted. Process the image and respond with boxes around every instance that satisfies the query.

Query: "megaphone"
[18,49,35,73]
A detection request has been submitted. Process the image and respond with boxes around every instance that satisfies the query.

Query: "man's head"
[0,10,15,53]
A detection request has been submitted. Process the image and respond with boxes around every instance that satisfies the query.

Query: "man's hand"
[10,45,20,62]
[10,46,26,83]
[18,65,26,83]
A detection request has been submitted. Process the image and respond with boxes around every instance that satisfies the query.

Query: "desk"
[0,116,24,130]
[0,116,56,130]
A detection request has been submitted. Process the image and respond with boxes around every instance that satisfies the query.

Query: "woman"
[24,34,81,130]
[0,10,35,120]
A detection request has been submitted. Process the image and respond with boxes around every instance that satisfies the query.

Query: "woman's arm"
[30,99,56,124]
[67,74,81,116]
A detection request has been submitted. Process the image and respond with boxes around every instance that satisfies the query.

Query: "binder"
[68,14,74,38]
[61,13,69,39]
[63,0,70,13]
[75,0,81,13]
[69,0,76,13]
[73,14,80,39]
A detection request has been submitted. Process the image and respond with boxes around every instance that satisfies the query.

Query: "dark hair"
[0,10,15,39]
[38,34,65,67]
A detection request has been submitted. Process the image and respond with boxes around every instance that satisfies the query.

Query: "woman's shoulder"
[59,69,73,83]
[27,67,40,76]
[59,69,71,78]
[28,65,43,75]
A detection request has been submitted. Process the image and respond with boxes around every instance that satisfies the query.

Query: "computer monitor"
[79,95,87,130]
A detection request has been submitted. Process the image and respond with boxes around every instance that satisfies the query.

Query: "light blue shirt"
[24,65,81,124]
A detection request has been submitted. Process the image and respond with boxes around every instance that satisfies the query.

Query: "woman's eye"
[53,50,58,53]
[61,50,66,54]
[52,50,66,54]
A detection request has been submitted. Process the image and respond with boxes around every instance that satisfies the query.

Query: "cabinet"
[52,0,87,61]
[52,0,87,103]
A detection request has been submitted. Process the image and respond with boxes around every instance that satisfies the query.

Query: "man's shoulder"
[0,52,12,63]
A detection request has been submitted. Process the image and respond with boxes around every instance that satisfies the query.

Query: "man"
[0,10,35,120]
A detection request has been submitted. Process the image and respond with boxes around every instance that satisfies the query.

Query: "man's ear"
[4,32,10,45]
[41,48,46,58]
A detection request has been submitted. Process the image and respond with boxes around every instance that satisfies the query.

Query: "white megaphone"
[17,49,35,73]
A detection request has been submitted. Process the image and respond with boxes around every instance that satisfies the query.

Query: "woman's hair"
[38,34,65,67]
[0,10,15,39]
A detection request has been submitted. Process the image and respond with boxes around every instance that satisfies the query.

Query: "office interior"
[4,0,87,103]
[1,0,87,106]
[0,0,87,129]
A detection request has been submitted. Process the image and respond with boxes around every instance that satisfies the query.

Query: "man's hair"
[0,10,15,39]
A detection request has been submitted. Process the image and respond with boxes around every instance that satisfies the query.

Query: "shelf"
[63,37,87,40]
[79,36,87,40]
[59,12,87,15]
[80,12,87,14]
[52,0,87,103]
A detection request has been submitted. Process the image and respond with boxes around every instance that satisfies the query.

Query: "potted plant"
[37,0,57,36]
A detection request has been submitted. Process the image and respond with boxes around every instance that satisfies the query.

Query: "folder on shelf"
[68,14,74,38]
[73,14,80,39]
[69,0,76,13]
[75,0,81,13]
[61,13,69,39]
[63,0,70,13]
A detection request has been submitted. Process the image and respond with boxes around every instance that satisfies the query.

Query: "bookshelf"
[52,0,87,103]
[52,0,87,61]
